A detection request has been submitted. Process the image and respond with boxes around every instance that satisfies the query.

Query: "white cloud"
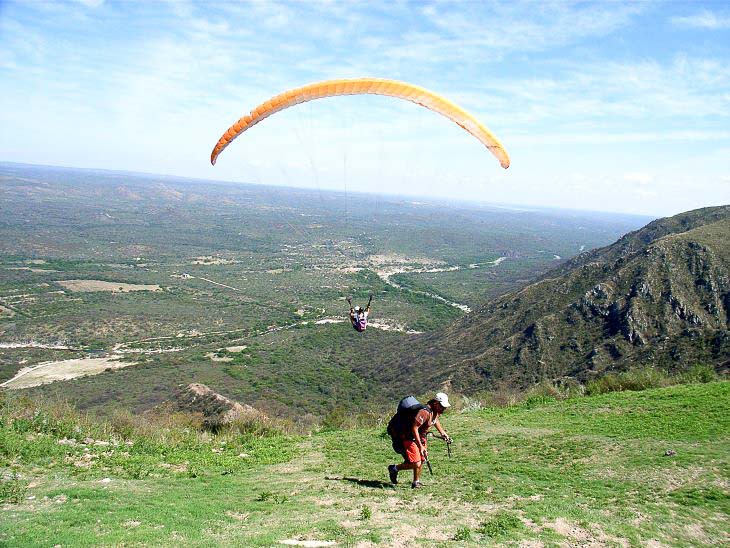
[511,130,730,146]
[72,0,105,7]
[671,10,730,29]
[418,1,646,53]
[624,173,654,185]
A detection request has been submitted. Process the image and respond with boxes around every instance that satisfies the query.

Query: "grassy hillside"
[2,382,727,546]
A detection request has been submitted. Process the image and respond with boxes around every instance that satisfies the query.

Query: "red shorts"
[401,439,426,464]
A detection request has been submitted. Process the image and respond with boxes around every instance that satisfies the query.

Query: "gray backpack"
[386,396,429,453]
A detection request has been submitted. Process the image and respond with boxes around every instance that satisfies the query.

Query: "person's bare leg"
[396,461,422,482]
[396,461,418,473]
[413,463,422,483]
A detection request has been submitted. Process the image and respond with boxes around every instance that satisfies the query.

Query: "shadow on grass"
[325,476,395,489]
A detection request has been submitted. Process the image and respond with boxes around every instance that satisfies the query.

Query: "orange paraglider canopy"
[210,78,510,169]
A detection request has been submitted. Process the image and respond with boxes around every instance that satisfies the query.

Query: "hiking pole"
[435,433,452,459]
[424,455,433,476]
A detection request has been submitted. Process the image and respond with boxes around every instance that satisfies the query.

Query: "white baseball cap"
[434,392,451,408]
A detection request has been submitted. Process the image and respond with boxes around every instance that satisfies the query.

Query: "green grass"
[1,382,727,546]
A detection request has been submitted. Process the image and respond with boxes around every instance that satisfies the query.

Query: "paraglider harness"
[352,309,367,332]
[386,396,431,458]
[348,295,372,332]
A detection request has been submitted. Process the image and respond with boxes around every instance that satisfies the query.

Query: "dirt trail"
[1,355,136,389]
[185,274,243,292]
[0,342,80,350]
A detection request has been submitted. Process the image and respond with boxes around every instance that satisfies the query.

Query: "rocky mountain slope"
[369,206,730,393]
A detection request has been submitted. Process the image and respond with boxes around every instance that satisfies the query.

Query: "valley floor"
[1,382,728,546]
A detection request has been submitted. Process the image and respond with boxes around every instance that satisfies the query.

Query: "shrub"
[477,512,524,538]
[0,473,27,503]
[585,365,719,396]
[459,395,485,412]
[4,394,96,441]
[0,391,297,480]
[225,413,291,437]
[586,367,670,395]
[676,364,717,384]
[320,405,349,431]
[453,526,472,541]
[485,384,522,408]
[255,490,288,504]
[319,406,383,432]
[433,365,720,414]
[108,406,205,445]
[524,378,586,406]
[359,505,372,521]
[523,394,556,408]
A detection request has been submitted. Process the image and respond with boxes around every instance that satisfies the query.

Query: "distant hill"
[371,206,730,393]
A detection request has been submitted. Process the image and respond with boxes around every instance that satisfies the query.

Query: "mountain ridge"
[366,205,730,394]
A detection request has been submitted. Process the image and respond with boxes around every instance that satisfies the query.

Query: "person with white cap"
[388,392,453,489]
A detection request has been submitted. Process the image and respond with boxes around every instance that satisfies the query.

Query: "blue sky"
[1,1,728,216]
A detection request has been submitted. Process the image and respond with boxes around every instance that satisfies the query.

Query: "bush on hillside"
[524,377,585,406]
[586,367,669,395]
[226,412,294,437]
[0,392,298,481]
[477,512,525,538]
[320,405,384,431]
[675,363,718,384]
[0,473,27,504]
[454,364,720,411]
[2,394,96,440]
[107,405,208,445]
[484,383,523,408]
[586,364,717,396]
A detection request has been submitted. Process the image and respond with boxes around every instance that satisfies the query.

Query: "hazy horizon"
[1,160,659,223]
[1,1,728,217]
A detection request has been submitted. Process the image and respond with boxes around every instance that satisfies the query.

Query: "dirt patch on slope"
[225,345,248,353]
[543,518,629,546]
[7,267,59,273]
[1,356,137,389]
[56,280,161,293]
[367,253,444,266]
[192,256,237,265]
[205,352,234,363]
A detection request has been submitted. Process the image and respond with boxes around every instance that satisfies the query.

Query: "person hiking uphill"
[388,392,453,489]
[347,294,372,332]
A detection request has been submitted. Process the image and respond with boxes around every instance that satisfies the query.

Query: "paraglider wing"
[210,78,510,169]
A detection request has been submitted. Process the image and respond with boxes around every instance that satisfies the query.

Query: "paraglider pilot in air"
[347,294,372,332]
